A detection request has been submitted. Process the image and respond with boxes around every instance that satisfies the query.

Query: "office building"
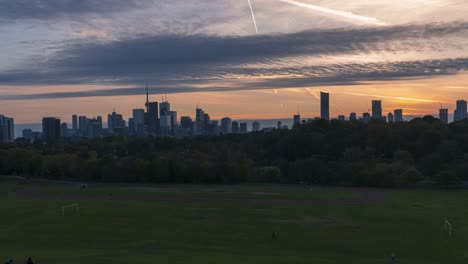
[338,115,345,121]
[277,121,282,129]
[394,109,403,122]
[132,109,145,135]
[170,111,177,132]
[349,113,357,121]
[439,108,449,124]
[239,123,248,134]
[195,108,206,136]
[372,100,382,119]
[0,115,14,143]
[72,115,78,130]
[293,114,301,125]
[232,121,239,134]
[221,117,232,134]
[60,123,69,137]
[387,113,394,123]
[320,92,330,120]
[160,101,170,117]
[42,117,61,143]
[454,100,467,121]
[146,102,159,134]
[252,121,261,132]
[180,116,193,129]
[97,116,103,128]
[78,116,88,133]
[363,112,371,123]
[107,110,125,132]
[87,119,102,138]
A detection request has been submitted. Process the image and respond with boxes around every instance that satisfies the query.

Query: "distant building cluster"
[4,89,468,144]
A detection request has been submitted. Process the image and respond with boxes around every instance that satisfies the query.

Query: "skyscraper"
[349,113,357,121]
[320,92,330,120]
[160,101,171,117]
[107,110,125,132]
[0,115,14,143]
[132,109,145,135]
[195,108,206,136]
[170,111,177,133]
[146,102,159,134]
[338,115,345,121]
[60,123,68,137]
[78,116,88,133]
[372,100,382,119]
[221,117,232,134]
[394,109,403,122]
[87,118,102,138]
[387,112,394,123]
[232,121,239,134]
[439,108,449,124]
[454,100,467,121]
[252,121,261,132]
[72,115,78,130]
[293,114,301,125]
[240,123,248,134]
[42,117,61,143]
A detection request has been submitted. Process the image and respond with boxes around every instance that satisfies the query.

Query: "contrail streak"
[278,0,386,26]
[247,0,259,34]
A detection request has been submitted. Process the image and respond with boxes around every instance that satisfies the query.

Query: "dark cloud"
[1,22,468,99]
[0,0,153,20]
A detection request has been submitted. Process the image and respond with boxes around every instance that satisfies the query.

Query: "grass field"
[1,180,467,264]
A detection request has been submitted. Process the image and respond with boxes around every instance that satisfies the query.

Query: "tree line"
[1,116,467,188]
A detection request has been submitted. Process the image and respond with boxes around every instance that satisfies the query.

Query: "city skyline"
[1,1,468,123]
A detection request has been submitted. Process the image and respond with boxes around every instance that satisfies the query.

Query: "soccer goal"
[62,204,79,216]
[444,219,452,236]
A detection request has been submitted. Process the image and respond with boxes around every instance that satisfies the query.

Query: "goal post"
[62,204,79,216]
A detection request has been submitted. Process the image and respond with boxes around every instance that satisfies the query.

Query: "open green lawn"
[1,180,467,264]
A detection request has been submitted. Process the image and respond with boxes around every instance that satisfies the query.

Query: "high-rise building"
[277,121,282,129]
[180,116,193,136]
[0,115,14,143]
[320,92,330,120]
[372,100,382,119]
[146,102,159,134]
[439,108,449,124]
[394,109,403,122]
[252,121,261,132]
[78,116,88,133]
[195,108,206,136]
[87,118,102,138]
[180,116,193,129]
[293,114,301,125]
[42,117,61,143]
[97,116,103,128]
[454,100,467,121]
[132,109,145,135]
[338,115,345,121]
[387,113,394,123]
[232,121,239,134]
[221,117,232,134]
[107,110,125,132]
[239,123,248,134]
[60,123,69,137]
[349,113,357,121]
[169,111,177,132]
[72,115,78,130]
[160,101,171,117]
[363,112,371,123]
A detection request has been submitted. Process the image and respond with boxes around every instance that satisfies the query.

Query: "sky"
[1,0,468,123]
